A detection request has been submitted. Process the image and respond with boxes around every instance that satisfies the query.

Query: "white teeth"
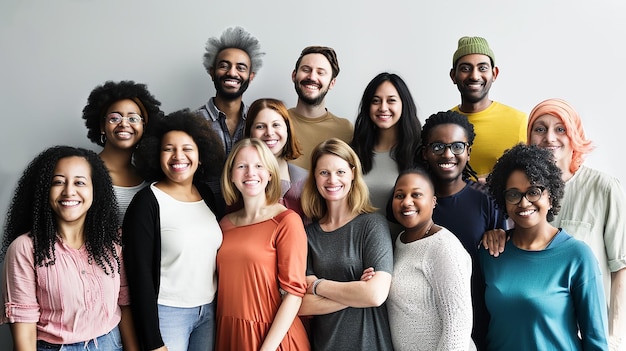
[61,201,79,206]
[243,180,259,185]
[116,132,132,139]
[224,79,240,87]
[304,84,319,90]
[325,186,341,192]
[439,163,455,169]
[402,210,416,216]
[264,140,278,146]
[518,209,535,216]
[171,164,188,169]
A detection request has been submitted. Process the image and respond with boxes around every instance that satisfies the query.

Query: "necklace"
[421,221,435,240]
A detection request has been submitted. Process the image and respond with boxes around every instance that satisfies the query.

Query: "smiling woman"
[478,144,608,350]
[1,146,132,351]
[216,138,310,350]
[82,80,163,223]
[245,98,309,222]
[122,110,225,351]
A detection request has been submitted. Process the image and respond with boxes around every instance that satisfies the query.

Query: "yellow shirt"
[451,102,527,177]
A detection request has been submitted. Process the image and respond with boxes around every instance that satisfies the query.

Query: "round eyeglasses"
[503,186,546,205]
[105,113,144,125]
[427,142,469,155]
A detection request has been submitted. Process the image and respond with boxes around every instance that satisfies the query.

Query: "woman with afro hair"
[478,144,608,350]
[122,109,225,351]
[1,146,135,350]
[82,80,163,222]
[482,99,626,349]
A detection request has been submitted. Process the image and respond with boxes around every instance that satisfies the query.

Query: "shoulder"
[133,184,157,201]
[287,108,302,121]
[491,101,527,119]
[7,233,34,253]
[288,164,309,181]
[274,208,301,224]
[575,166,622,190]
[432,228,471,258]
[327,111,353,127]
[356,212,388,226]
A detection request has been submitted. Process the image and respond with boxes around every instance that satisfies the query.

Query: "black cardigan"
[121,182,220,350]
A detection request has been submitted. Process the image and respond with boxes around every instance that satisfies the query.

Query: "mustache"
[221,75,242,83]
[300,79,321,88]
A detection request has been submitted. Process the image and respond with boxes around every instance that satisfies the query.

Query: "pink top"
[1,233,129,344]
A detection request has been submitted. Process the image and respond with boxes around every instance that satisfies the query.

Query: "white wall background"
[1,0,624,345]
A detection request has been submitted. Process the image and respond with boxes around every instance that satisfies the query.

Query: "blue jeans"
[158,301,216,351]
[36,326,122,351]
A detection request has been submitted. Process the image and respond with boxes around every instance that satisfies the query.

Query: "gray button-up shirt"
[196,97,248,156]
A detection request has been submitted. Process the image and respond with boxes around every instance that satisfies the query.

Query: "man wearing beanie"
[449,36,527,181]
[288,46,353,170]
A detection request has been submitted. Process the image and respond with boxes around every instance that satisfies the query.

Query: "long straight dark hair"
[352,72,422,174]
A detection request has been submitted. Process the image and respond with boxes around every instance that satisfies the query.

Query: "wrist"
[312,278,325,296]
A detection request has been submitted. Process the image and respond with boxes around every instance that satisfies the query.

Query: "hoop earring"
[100,133,106,144]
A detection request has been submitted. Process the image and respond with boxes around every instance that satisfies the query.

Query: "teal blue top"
[478,229,608,350]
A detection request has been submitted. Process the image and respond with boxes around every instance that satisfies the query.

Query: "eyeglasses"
[503,186,546,205]
[427,142,469,155]
[105,113,143,125]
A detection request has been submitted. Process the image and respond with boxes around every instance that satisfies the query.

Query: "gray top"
[305,212,394,351]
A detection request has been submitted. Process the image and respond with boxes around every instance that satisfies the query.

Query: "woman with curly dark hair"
[478,144,608,350]
[1,146,135,350]
[351,72,422,236]
[82,80,163,222]
[122,109,225,351]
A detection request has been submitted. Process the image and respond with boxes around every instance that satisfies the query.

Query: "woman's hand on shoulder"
[481,229,507,257]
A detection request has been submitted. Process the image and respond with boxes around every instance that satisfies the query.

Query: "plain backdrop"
[1,0,625,345]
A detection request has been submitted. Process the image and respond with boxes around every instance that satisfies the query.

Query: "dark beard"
[294,81,328,107]
[214,77,250,101]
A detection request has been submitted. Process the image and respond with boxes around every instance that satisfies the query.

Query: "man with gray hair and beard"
[197,26,264,212]
[288,46,353,170]
[198,26,264,156]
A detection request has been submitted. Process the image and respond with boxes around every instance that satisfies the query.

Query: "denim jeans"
[36,326,122,351]
[158,301,216,351]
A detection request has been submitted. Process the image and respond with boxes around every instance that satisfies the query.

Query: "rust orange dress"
[216,209,310,350]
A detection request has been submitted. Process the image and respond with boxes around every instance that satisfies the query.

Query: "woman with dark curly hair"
[122,109,225,351]
[351,72,422,236]
[82,80,162,222]
[478,144,608,350]
[1,146,135,350]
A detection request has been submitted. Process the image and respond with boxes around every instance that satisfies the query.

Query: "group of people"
[0,25,624,351]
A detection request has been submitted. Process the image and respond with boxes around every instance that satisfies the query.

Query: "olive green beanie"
[452,36,495,67]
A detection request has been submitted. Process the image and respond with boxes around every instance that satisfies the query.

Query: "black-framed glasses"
[105,112,143,125]
[503,186,546,205]
[427,142,469,155]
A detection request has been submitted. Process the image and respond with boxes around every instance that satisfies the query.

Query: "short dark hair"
[420,110,478,181]
[294,46,340,79]
[386,166,433,223]
[82,80,163,146]
[134,109,225,183]
[1,146,121,275]
[486,144,564,222]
